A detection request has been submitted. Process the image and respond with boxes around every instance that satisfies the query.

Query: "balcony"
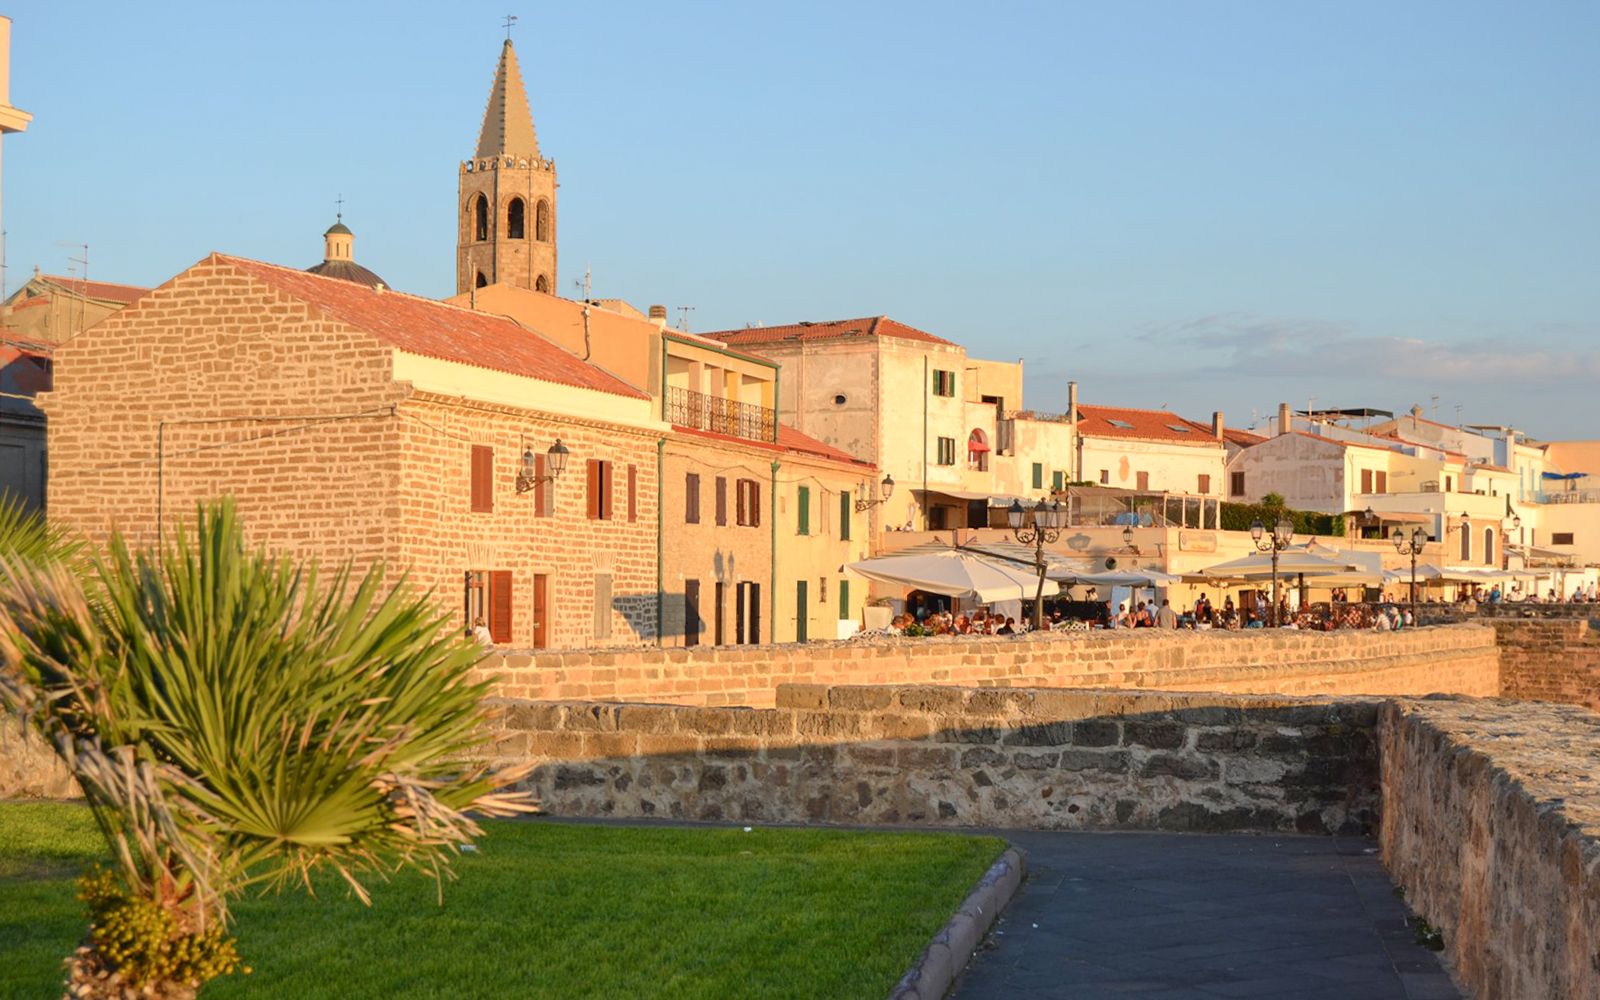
[1534,489,1600,505]
[665,385,777,444]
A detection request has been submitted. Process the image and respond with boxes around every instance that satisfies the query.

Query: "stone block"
[1058,749,1131,774]
[1139,753,1220,781]
[1122,721,1186,750]
[1000,722,1073,747]
[776,684,828,710]
[828,686,895,712]
[1072,720,1121,747]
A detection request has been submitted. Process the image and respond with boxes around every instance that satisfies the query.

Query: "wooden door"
[684,579,701,647]
[531,573,549,649]
[795,580,808,642]
[488,570,513,644]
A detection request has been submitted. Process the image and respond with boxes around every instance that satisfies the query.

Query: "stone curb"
[888,845,1027,1000]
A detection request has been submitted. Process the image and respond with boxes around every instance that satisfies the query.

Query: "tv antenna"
[676,305,695,332]
[55,241,89,341]
[572,265,592,302]
[1430,394,1439,419]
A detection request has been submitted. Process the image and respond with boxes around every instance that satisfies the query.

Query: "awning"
[966,439,990,454]
[1542,472,1589,480]
[1194,549,1359,581]
[845,548,1060,603]
[1348,510,1432,524]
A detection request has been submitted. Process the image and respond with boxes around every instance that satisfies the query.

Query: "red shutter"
[1361,469,1373,494]
[735,480,746,526]
[586,459,600,519]
[686,473,700,524]
[488,570,513,644]
[601,462,614,520]
[752,480,761,527]
[627,464,637,522]
[715,477,727,526]
[533,453,548,517]
[471,445,494,513]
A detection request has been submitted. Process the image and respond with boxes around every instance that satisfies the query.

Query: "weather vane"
[503,14,518,39]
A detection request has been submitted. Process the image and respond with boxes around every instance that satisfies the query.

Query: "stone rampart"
[494,686,1383,834]
[1379,697,1600,1000]
[478,623,1500,708]
[1493,618,1600,712]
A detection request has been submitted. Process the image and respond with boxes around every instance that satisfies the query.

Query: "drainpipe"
[922,355,929,530]
[770,459,780,643]
[656,435,666,646]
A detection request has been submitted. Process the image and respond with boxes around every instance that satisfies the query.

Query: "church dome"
[324,221,353,236]
[307,216,388,289]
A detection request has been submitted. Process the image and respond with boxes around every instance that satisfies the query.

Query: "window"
[1445,475,1454,492]
[1032,463,1043,489]
[475,272,488,289]
[714,581,726,645]
[715,476,728,525]
[931,369,955,397]
[839,579,851,621]
[1483,527,1495,566]
[1553,532,1575,545]
[1100,469,1110,485]
[507,197,525,239]
[967,429,989,472]
[685,472,701,524]
[937,437,956,466]
[1107,419,1135,429]
[684,579,700,647]
[1361,469,1373,494]
[736,478,761,527]
[1165,423,1192,434]
[586,459,614,520]
[1230,471,1245,496]
[1052,470,1064,492]
[474,194,489,241]
[1376,471,1387,494]
[593,573,613,640]
[839,491,851,541]
[1136,471,1149,491]
[1198,474,1211,494]
[796,485,810,535]
[535,275,550,293]
[471,445,494,512]
[1460,524,1471,562]
[795,580,809,643]
[535,199,551,242]
[628,464,638,522]
[735,581,761,644]
[467,570,513,644]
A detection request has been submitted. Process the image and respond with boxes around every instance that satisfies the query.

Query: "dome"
[324,221,353,236]
[305,258,389,289]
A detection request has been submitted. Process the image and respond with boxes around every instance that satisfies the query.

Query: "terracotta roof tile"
[0,345,51,395]
[39,275,149,305]
[1222,427,1266,447]
[671,423,874,469]
[705,316,959,349]
[1073,404,1222,445]
[216,255,646,400]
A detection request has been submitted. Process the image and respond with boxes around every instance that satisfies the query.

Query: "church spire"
[475,39,539,159]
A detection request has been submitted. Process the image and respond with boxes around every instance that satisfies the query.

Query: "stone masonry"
[1493,617,1600,712]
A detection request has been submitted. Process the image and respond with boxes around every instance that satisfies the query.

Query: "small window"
[1107,419,1135,429]
[535,275,550,293]
[1136,471,1150,491]
[931,370,955,397]
[833,394,847,406]
[474,194,489,241]
[796,485,810,535]
[1166,423,1191,433]
[1099,469,1109,485]
[587,459,614,520]
[1361,469,1374,494]
[736,478,762,527]
[1032,463,1043,489]
[1230,471,1245,496]
[507,197,526,239]
[1052,470,1064,491]
[1376,471,1387,494]
[839,579,851,621]
[686,472,701,524]
[935,437,956,466]
[475,272,488,289]
[1198,474,1211,494]
[715,476,728,526]
[1553,532,1575,545]
[470,445,494,513]
[535,199,551,242]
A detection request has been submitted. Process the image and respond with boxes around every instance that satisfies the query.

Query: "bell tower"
[457,38,556,296]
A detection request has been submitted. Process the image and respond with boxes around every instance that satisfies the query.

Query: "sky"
[5,1,1598,438]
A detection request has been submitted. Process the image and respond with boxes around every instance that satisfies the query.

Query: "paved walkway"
[953,831,1461,1000]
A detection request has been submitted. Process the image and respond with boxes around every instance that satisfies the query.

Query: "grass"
[0,802,1003,999]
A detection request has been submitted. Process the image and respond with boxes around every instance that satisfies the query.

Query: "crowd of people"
[885,610,1020,636]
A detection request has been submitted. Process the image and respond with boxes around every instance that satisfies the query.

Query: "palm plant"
[0,501,532,998]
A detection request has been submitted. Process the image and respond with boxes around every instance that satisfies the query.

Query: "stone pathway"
[952,831,1460,1000]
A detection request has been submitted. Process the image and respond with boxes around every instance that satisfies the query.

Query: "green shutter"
[1032,463,1043,489]
[797,485,810,535]
[1052,470,1064,491]
[839,579,850,620]
[840,491,851,540]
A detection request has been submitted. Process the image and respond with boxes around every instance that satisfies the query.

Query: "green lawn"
[0,802,1002,999]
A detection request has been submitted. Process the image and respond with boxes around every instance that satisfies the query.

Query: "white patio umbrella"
[1193,548,1357,581]
[1067,568,1184,588]
[845,549,1060,603]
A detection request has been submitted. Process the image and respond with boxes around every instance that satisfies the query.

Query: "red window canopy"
[967,439,990,453]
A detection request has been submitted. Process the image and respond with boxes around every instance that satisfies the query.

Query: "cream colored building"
[703,317,1074,533]
[1071,399,1228,499]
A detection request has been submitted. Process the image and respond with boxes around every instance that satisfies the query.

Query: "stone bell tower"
[457,38,556,296]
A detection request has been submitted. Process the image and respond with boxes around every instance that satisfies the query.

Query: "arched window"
[507,197,526,239]
[535,274,550,293]
[475,272,488,289]
[535,199,551,242]
[1460,523,1471,562]
[474,194,489,241]
[967,429,989,472]
[1483,527,1495,566]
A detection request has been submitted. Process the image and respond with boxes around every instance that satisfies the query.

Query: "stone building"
[1,272,148,346]
[703,317,1074,532]
[0,342,48,511]
[457,38,556,295]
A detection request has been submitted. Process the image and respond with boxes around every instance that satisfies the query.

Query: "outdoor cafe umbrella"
[1192,549,1358,581]
[844,549,1060,604]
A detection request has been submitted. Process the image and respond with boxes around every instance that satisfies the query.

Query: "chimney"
[1277,402,1291,437]
[1411,404,1424,418]
[1067,381,1079,425]
[1211,410,1224,441]
[648,304,668,322]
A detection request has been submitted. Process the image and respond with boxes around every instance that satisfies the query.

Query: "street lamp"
[1392,526,1426,619]
[515,438,569,493]
[1250,516,1295,626]
[854,474,895,512]
[1008,498,1065,631]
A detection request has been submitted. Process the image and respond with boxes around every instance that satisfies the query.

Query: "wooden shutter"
[684,579,700,647]
[751,583,761,643]
[1376,471,1387,494]
[1231,471,1245,496]
[1361,469,1373,494]
[627,464,638,522]
[714,582,725,645]
[839,491,851,541]
[797,486,810,535]
[1198,474,1210,494]
[735,479,747,526]
[751,481,761,527]
[471,445,494,512]
[586,459,600,519]
[839,579,850,621]
[488,570,513,644]
[600,462,614,521]
[1136,471,1150,491]
[715,477,728,526]
[686,473,700,524]
[533,453,549,517]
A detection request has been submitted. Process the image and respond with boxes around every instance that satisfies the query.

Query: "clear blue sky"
[6,1,1597,437]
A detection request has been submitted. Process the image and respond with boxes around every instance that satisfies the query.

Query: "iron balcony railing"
[1535,489,1600,505]
[665,385,777,443]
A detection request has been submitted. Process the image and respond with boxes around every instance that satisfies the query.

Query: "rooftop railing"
[664,385,777,444]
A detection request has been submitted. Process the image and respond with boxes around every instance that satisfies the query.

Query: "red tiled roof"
[1073,404,1221,445]
[1222,427,1266,447]
[0,345,51,395]
[216,255,647,400]
[705,316,959,349]
[671,423,874,469]
[9,295,49,312]
[39,275,149,305]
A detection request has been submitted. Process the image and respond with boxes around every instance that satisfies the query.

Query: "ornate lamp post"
[1008,498,1065,631]
[1250,516,1294,626]
[1391,526,1426,617]
[854,474,895,512]
[515,438,569,493]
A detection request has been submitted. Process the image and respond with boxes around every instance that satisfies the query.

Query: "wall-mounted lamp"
[516,438,569,493]
[854,474,895,512]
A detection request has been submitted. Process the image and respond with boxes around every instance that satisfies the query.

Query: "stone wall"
[478,623,1500,708]
[494,685,1382,834]
[1379,697,1600,1000]
[1493,618,1600,711]
[0,718,75,799]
